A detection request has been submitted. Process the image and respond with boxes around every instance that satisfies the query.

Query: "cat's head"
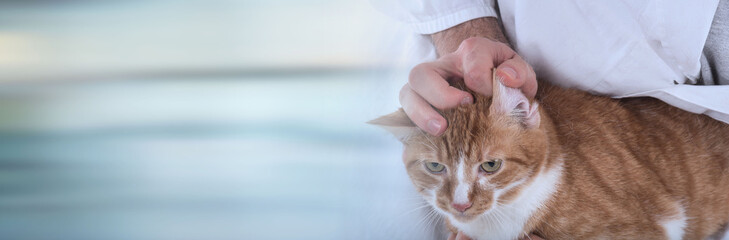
[370,77,549,223]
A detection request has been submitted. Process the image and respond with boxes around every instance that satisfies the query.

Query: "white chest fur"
[449,164,563,240]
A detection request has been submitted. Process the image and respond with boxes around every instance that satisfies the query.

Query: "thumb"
[495,55,537,99]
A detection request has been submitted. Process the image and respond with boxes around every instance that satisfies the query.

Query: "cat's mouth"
[450,210,482,222]
[447,203,496,223]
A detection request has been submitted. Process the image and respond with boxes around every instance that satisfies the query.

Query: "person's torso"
[498,0,719,97]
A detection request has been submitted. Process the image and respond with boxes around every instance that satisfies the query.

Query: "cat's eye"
[425,162,446,173]
[481,159,502,173]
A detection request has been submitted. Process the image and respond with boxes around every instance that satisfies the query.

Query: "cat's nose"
[451,202,472,213]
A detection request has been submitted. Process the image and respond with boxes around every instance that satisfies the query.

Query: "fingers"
[447,232,456,240]
[458,38,498,96]
[457,38,518,97]
[455,231,472,240]
[399,83,448,136]
[401,36,538,136]
[409,59,473,109]
[451,232,541,240]
[496,54,538,99]
[403,54,472,136]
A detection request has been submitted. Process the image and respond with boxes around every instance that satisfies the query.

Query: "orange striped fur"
[371,77,729,240]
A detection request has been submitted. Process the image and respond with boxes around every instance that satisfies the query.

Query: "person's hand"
[447,231,471,240]
[447,231,544,240]
[401,37,537,135]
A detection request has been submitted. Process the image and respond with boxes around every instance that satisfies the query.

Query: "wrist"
[430,17,510,56]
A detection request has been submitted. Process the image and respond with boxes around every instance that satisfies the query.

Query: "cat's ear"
[368,109,419,142]
[490,72,540,129]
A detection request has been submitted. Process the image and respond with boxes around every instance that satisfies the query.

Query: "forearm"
[430,17,510,56]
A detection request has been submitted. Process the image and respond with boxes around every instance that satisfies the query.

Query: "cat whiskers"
[424,207,444,235]
[412,207,441,233]
[422,136,439,154]
[397,202,433,219]
[489,202,510,231]
[482,202,521,239]
[395,195,431,202]
[414,128,440,153]
[381,197,432,234]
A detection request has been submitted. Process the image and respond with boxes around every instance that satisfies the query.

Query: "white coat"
[373,0,729,124]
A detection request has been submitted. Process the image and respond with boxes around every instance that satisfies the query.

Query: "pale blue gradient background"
[0,0,446,239]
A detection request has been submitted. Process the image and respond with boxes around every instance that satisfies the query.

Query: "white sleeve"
[371,0,498,34]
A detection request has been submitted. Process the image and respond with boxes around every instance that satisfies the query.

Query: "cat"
[370,71,729,240]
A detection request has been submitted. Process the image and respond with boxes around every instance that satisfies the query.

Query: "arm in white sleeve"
[371,0,498,34]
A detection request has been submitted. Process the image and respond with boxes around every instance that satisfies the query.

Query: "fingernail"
[499,67,517,81]
[460,96,472,105]
[427,119,442,134]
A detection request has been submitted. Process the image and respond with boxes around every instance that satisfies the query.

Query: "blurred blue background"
[0,0,446,239]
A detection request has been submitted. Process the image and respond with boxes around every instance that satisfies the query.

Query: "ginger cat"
[370,73,729,240]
